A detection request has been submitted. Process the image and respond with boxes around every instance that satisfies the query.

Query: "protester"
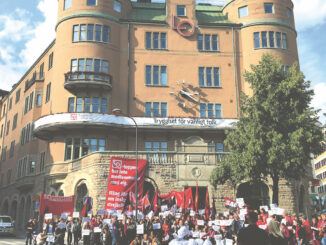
[26,218,35,245]
[268,219,287,245]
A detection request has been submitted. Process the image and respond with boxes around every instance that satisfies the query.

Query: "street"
[0,235,25,245]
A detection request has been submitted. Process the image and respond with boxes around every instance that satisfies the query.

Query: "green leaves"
[210,54,323,196]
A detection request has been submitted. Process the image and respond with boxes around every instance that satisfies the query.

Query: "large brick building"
[0,0,310,229]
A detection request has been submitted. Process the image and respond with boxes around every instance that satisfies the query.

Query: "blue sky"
[0,0,325,123]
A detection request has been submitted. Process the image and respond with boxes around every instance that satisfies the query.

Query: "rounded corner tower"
[223,0,298,94]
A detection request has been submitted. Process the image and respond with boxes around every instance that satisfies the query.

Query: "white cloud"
[311,83,326,124]
[0,0,57,91]
[292,0,326,31]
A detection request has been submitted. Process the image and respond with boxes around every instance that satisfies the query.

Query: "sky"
[0,0,325,123]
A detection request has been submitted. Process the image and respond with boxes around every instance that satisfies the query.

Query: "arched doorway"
[18,197,25,230]
[237,182,270,210]
[25,196,32,222]
[299,185,305,213]
[1,200,9,215]
[75,182,88,212]
[143,180,156,203]
[10,200,18,222]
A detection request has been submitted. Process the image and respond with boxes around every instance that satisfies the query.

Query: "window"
[254,32,260,48]
[287,8,292,18]
[254,31,287,49]
[65,137,106,160]
[145,141,168,163]
[40,63,44,78]
[36,94,42,107]
[198,34,218,51]
[198,67,220,87]
[87,0,97,6]
[177,5,186,16]
[9,98,12,110]
[200,103,222,118]
[238,6,248,18]
[145,65,167,86]
[145,102,167,117]
[46,82,51,103]
[269,31,275,48]
[40,152,45,172]
[145,32,167,50]
[15,89,21,104]
[24,97,29,114]
[261,31,267,48]
[64,0,71,10]
[208,142,224,152]
[67,97,107,113]
[264,3,274,14]
[28,160,36,174]
[6,121,10,136]
[1,146,7,161]
[72,24,110,43]
[12,114,18,130]
[9,141,15,158]
[0,124,3,137]
[29,92,34,111]
[114,0,121,13]
[48,52,53,70]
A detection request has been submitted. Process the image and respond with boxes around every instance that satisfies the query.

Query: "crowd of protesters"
[24,204,326,245]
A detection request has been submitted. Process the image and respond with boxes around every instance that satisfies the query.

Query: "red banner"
[39,194,75,216]
[105,157,147,210]
[160,188,193,209]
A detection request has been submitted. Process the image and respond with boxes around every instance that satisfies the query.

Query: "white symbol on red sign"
[112,160,122,169]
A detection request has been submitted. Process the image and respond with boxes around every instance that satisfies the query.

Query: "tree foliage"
[210,54,323,203]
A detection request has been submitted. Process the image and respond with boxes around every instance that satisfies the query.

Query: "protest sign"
[82,230,90,236]
[137,224,144,234]
[94,227,102,233]
[39,194,74,216]
[103,219,111,225]
[198,209,205,215]
[153,223,161,230]
[46,236,55,242]
[73,212,79,218]
[161,205,168,211]
[197,220,204,226]
[44,213,52,220]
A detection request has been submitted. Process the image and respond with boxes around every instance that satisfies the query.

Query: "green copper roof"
[127,2,166,22]
[196,11,234,24]
[195,5,223,11]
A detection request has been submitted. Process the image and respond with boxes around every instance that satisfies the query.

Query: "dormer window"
[177,5,186,17]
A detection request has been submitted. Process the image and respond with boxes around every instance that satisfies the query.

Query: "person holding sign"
[101,227,111,245]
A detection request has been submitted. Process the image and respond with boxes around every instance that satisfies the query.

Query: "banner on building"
[105,157,147,210]
[39,194,75,216]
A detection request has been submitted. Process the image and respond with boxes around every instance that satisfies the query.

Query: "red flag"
[195,183,198,213]
[205,187,210,219]
[153,189,158,214]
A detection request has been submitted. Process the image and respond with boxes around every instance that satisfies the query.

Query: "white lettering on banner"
[43,194,73,202]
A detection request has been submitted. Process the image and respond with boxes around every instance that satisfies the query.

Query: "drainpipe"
[127,24,131,116]
[232,27,239,117]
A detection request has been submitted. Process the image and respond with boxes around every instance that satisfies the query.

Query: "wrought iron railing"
[64,71,112,86]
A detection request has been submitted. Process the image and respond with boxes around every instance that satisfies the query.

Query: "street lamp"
[112,108,139,222]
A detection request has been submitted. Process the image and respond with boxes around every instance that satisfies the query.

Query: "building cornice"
[241,20,297,35]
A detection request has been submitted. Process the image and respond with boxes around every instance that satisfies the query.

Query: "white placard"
[236,198,245,208]
[153,223,161,230]
[147,211,154,219]
[73,212,80,218]
[259,225,267,230]
[165,234,170,241]
[137,213,143,220]
[44,213,52,220]
[239,214,246,221]
[88,210,93,215]
[175,213,181,218]
[190,210,195,216]
[46,235,55,242]
[109,209,117,215]
[197,220,204,226]
[240,209,247,215]
[82,217,90,223]
[225,239,234,245]
[208,221,213,226]
[94,227,102,233]
[82,229,90,236]
[223,211,229,217]
[213,225,220,231]
[161,205,168,211]
[270,204,278,209]
[192,231,199,238]
[103,219,111,225]
[275,208,285,215]
[163,211,171,218]
[260,206,269,211]
[137,224,144,234]
[214,234,222,241]
[117,214,123,220]
[158,212,164,217]
[198,209,205,215]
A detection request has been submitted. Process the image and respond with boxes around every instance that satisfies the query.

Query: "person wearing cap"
[237,212,271,245]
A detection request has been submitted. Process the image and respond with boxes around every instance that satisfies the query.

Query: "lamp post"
[112,108,139,222]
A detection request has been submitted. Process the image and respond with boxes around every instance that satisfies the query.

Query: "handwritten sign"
[73,212,79,218]
[192,231,199,238]
[198,209,205,215]
[46,235,55,242]
[44,213,52,220]
[137,224,144,234]
[94,227,102,233]
[103,219,111,225]
[153,223,161,230]
[82,229,90,236]
[197,220,204,226]
[161,205,168,211]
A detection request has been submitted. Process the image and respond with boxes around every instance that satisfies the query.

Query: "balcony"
[64,71,112,92]
[25,73,45,92]
[15,175,36,191]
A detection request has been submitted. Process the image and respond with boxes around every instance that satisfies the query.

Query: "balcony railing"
[64,71,112,91]
[25,73,45,91]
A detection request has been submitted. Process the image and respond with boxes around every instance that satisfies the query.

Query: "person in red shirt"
[301,215,313,243]
[162,220,170,237]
